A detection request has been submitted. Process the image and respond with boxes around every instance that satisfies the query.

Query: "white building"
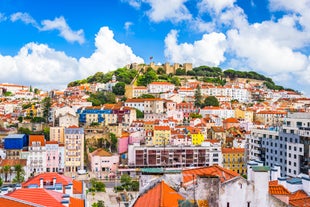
[147,82,175,93]
[28,135,46,175]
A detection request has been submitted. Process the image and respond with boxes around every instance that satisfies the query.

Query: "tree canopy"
[203,96,220,107]
[87,91,116,106]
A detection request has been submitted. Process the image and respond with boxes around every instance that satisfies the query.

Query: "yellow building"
[125,85,148,99]
[235,108,254,122]
[50,126,65,144]
[222,148,246,174]
[187,127,204,145]
[153,126,171,146]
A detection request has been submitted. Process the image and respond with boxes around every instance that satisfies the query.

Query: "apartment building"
[28,135,46,174]
[128,142,222,168]
[49,126,64,143]
[64,126,84,172]
[248,112,310,177]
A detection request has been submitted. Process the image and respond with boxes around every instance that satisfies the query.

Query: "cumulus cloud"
[79,27,144,77]
[0,26,144,89]
[0,43,79,89]
[10,12,84,44]
[41,16,85,44]
[164,30,226,66]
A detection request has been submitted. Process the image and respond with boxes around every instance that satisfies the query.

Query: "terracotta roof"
[211,126,225,132]
[6,188,64,207]
[222,148,245,154]
[29,135,45,146]
[46,141,58,145]
[154,126,170,131]
[133,181,185,207]
[269,180,278,186]
[0,196,39,207]
[73,180,83,194]
[223,117,239,123]
[269,185,290,195]
[182,165,239,184]
[289,197,310,207]
[22,172,72,188]
[90,148,112,157]
[69,197,84,207]
[0,159,27,167]
[149,82,174,85]
[289,190,308,201]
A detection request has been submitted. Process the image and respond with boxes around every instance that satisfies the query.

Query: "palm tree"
[3,165,10,182]
[13,164,25,183]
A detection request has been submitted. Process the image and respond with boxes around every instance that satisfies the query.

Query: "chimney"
[270,164,281,181]
[252,166,270,207]
[39,178,43,188]
[53,177,56,187]
[61,195,70,207]
[65,183,73,195]
[247,160,258,181]
[278,177,287,189]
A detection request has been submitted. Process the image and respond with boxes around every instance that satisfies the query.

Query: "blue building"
[4,134,28,159]
[76,106,112,124]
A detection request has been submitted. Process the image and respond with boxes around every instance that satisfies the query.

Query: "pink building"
[46,141,60,172]
[88,148,119,173]
[129,131,145,145]
[118,134,129,154]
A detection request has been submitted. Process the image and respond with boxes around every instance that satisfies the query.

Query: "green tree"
[112,82,126,95]
[189,113,202,118]
[89,178,106,192]
[120,174,132,186]
[157,67,165,75]
[203,96,219,107]
[137,68,158,86]
[18,116,23,123]
[43,127,50,141]
[138,94,155,99]
[42,97,52,122]
[31,117,46,123]
[110,133,118,153]
[170,76,181,86]
[175,68,186,75]
[0,177,2,187]
[3,165,10,182]
[135,109,144,119]
[18,127,32,135]
[92,200,105,207]
[194,85,203,107]
[13,164,25,183]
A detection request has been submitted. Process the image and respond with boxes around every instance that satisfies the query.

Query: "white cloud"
[0,26,144,89]
[10,12,39,28]
[0,43,79,89]
[198,0,236,14]
[146,0,192,22]
[164,30,227,66]
[124,21,133,32]
[123,0,142,9]
[10,13,85,44]
[41,16,85,44]
[79,27,144,77]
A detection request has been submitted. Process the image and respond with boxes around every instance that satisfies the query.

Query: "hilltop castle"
[127,62,193,74]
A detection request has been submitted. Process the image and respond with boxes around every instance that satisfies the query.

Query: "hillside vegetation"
[67,65,295,92]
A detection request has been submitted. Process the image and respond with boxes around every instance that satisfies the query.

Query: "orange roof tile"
[222,148,245,154]
[0,196,38,207]
[133,181,185,207]
[6,188,64,207]
[69,197,84,207]
[269,180,278,186]
[0,159,27,167]
[149,82,174,85]
[223,117,239,123]
[154,126,170,131]
[289,190,308,201]
[29,135,45,146]
[91,148,112,157]
[182,165,239,184]
[22,172,72,188]
[269,185,290,195]
[289,197,310,207]
[73,180,83,194]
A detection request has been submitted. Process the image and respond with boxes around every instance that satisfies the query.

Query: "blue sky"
[0,0,310,95]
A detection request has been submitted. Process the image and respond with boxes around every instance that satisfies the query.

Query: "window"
[227,202,230,207]
[247,201,251,207]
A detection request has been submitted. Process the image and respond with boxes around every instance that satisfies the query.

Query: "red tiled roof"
[223,117,239,123]
[289,197,310,207]
[0,196,38,207]
[0,159,27,167]
[269,185,290,195]
[182,165,239,184]
[269,180,278,186]
[149,82,174,85]
[6,188,64,207]
[289,190,308,201]
[222,148,245,154]
[73,180,83,194]
[29,135,45,146]
[133,181,185,207]
[154,126,170,131]
[69,197,84,207]
[22,172,72,188]
[90,148,112,157]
